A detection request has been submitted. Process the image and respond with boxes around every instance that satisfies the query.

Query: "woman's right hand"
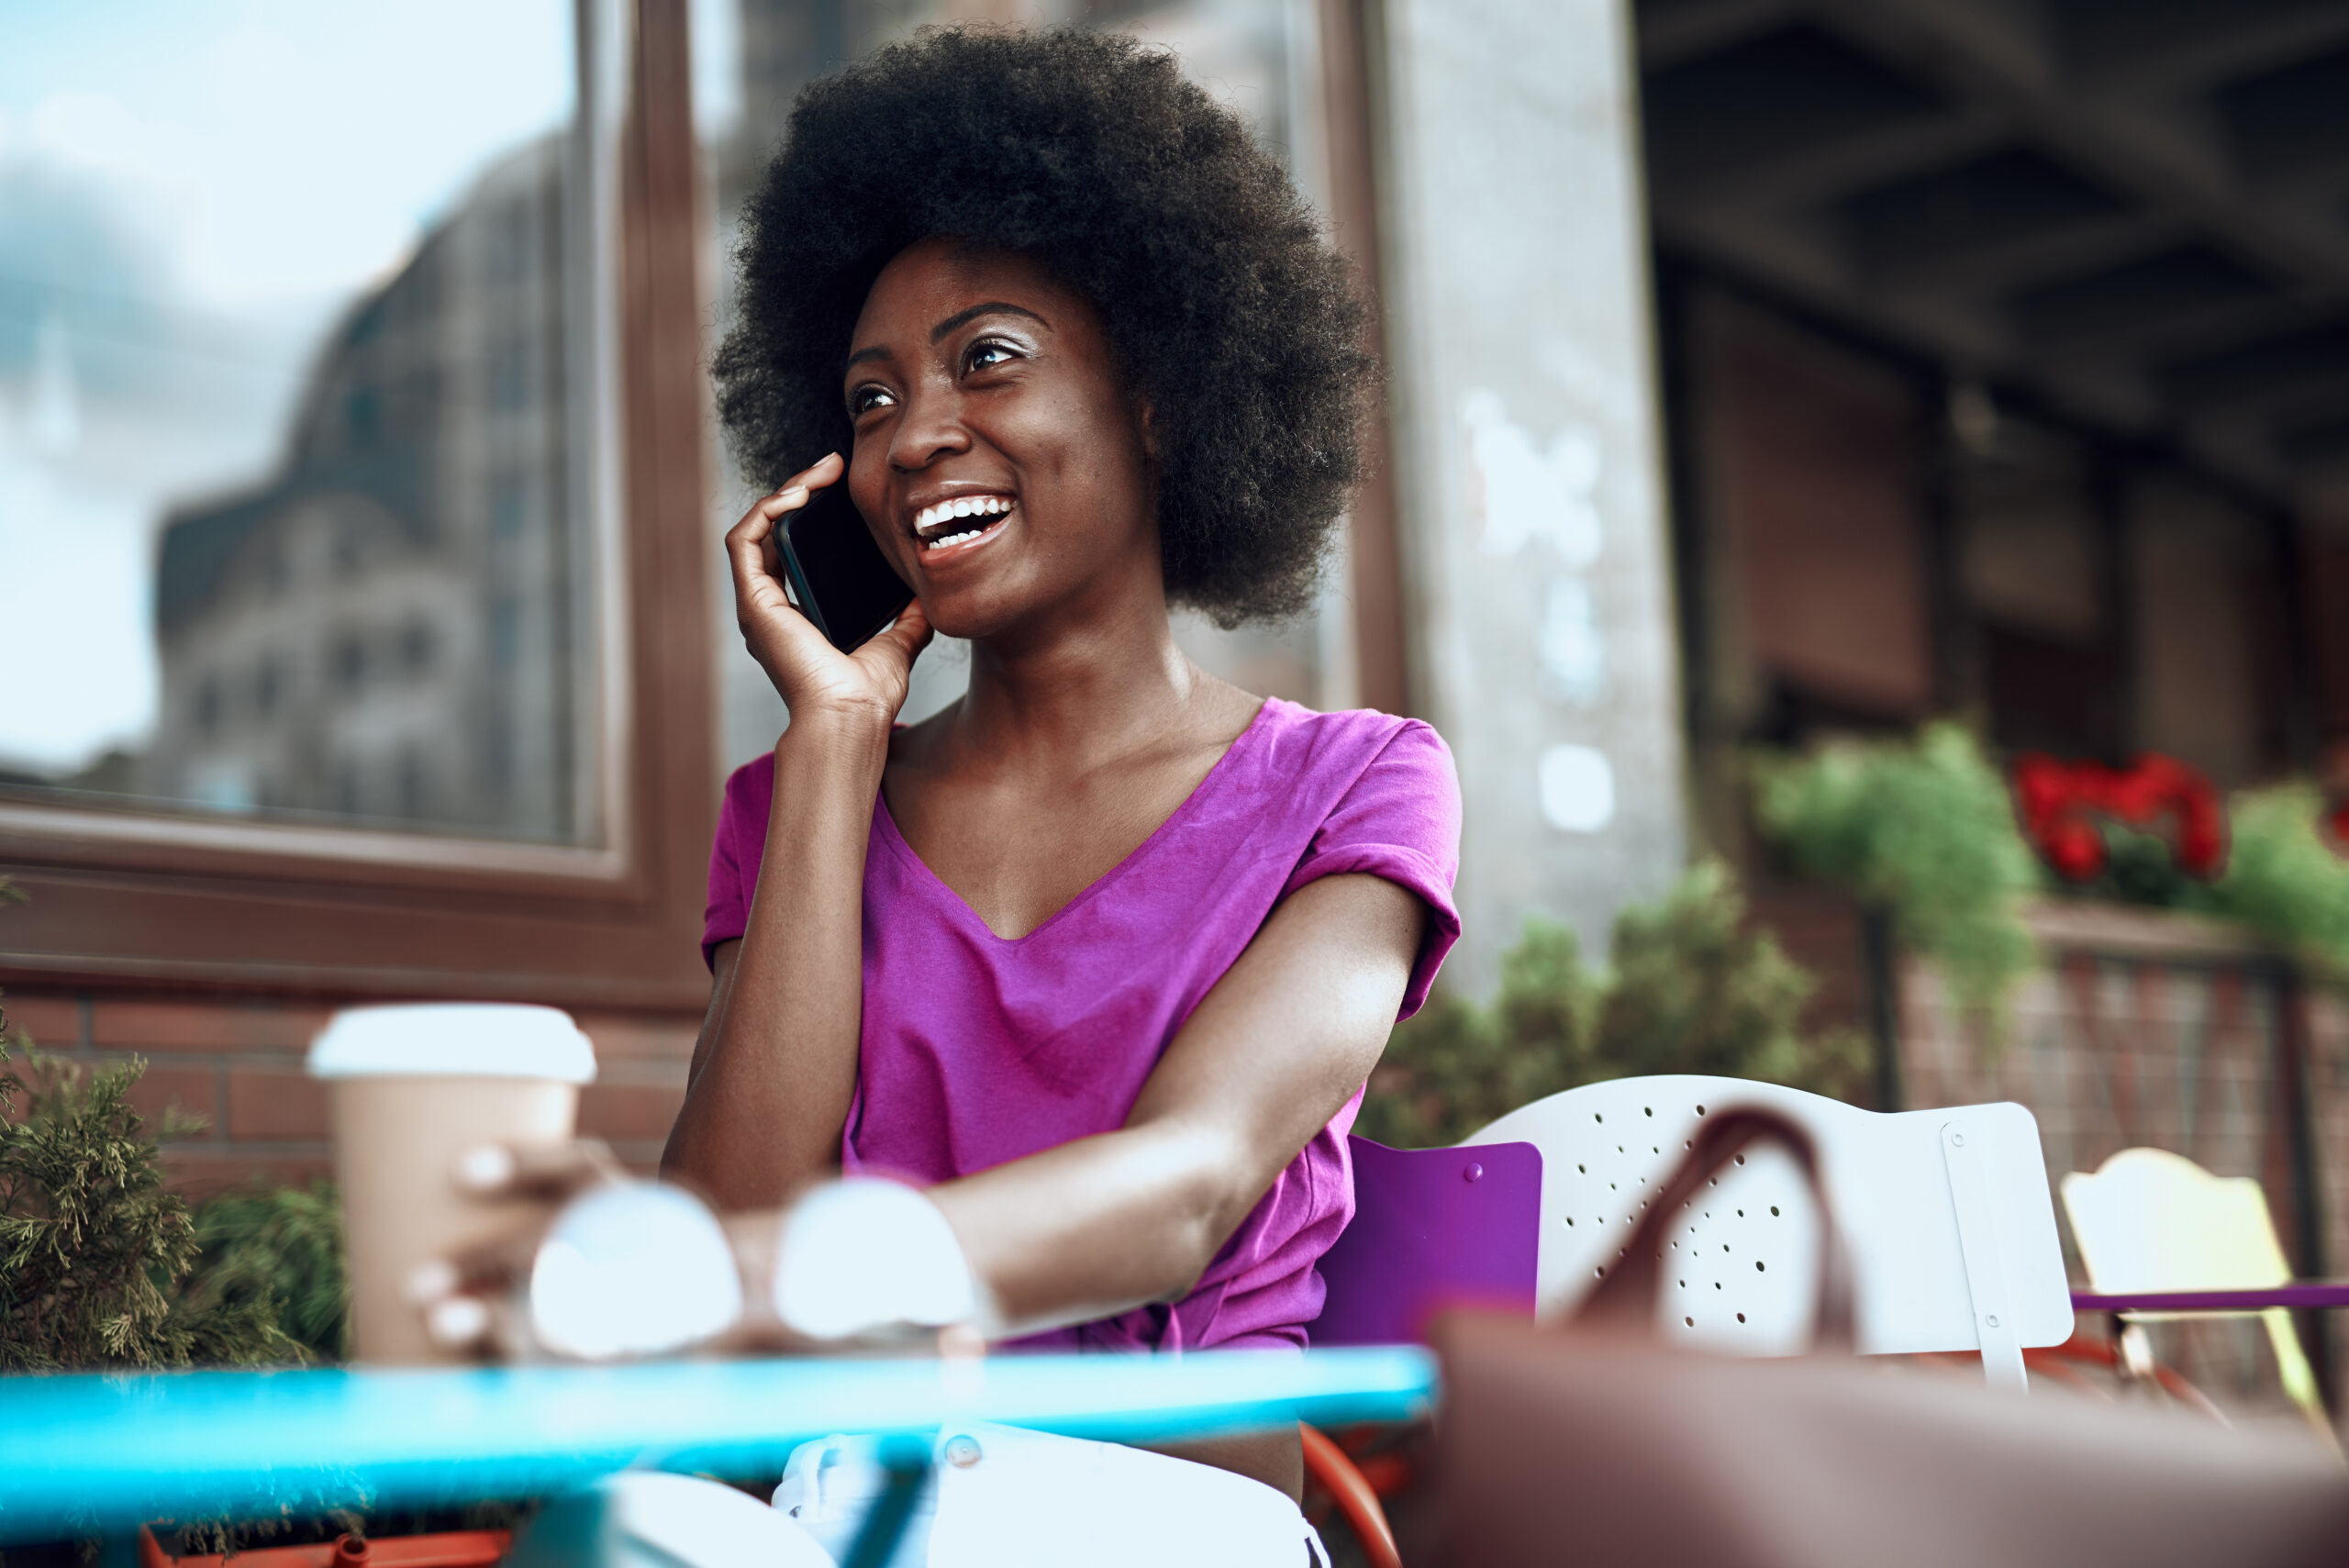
[726,452,933,731]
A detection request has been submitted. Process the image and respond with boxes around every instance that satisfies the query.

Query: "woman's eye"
[965,339,1020,373]
[848,384,896,417]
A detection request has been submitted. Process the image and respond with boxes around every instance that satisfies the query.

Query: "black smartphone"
[773,482,914,653]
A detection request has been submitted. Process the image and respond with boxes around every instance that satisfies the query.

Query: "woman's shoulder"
[1254,697,1453,776]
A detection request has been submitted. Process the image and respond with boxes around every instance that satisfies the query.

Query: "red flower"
[2010,752,2227,883]
[2326,796,2349,857]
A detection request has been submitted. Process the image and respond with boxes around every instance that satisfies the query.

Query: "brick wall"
[1745,880,1873,1045]
[0,986,698,1195]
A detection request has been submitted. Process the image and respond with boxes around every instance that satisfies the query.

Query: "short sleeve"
[702,754,776,969]
[1281,718,1464,1018]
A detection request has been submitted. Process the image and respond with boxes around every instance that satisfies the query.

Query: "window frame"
[0,0,718,1014]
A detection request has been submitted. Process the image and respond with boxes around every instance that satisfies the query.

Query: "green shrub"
[193,1180,351,1363]
[0,885,349,1372]
[1359,861,1867,1148]
[0,947,336,1373]
[1752,721,2040,1018]
[0,970,358,1556]
[0,1039,305,1372]
[2204,784,2349,973]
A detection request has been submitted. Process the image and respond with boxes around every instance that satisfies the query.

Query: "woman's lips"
[913,494,1015,558]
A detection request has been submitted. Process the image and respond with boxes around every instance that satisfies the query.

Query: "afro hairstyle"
[713,26,1375,627]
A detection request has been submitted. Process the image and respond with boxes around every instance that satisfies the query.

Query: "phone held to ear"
[774,482,916,653]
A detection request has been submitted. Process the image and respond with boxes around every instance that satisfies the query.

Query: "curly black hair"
[713,26,1375,626]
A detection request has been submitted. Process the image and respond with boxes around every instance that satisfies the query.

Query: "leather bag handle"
[1569,1104,1857,1351]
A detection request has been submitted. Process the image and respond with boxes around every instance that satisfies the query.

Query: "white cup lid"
[306,1003,597,1083]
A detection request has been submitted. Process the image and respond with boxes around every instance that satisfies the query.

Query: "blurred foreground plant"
[0,1037,306,1371]
[2096,783,2349,974]
[1358,862,1867,1148]
[1752,721,2040,1019]
[0,884,348,1371]
[2211,784,2349,970]
[194,1179,351,1363]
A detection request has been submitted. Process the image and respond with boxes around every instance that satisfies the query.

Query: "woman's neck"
[951,602,1213,774]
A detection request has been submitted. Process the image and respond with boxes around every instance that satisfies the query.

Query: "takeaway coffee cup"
[307,1003,597,1364]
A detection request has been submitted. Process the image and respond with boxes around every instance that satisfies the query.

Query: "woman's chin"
[910,545,1138,647]
[914,586,1022,645]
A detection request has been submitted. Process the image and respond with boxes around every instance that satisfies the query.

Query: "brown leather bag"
[1421,1106,2349,1568]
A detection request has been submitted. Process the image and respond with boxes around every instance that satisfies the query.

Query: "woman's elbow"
[1149,1164,1266,1301]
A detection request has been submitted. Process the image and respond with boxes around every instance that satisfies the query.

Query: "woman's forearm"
[927,1120,1246,1337]
[933,873,1425,1338]
[707,1121,1239,1342]
[662,710,891,1208]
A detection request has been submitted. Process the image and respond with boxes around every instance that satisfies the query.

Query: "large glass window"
[1,1,613,844]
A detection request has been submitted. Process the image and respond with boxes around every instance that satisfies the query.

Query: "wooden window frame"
[1319,0,1409,719]
[0,0,718,1015]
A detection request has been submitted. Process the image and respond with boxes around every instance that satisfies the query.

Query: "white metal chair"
[2062,1147,2336,1448]
[1461,1075,2074,1388]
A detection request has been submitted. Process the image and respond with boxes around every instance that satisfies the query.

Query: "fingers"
[453,1138,625,1201]
[411,1179,756,1362]
[860,597,935,674]
[402,1139,627,1359]
[784,449,846,495]
[727,519,788,635]
[413,1225,549,1305]
[727,490,822,633]
[405,1240,536,1358]
[726,451,845,544]
[726,495,791,604]
[724,453,844,605]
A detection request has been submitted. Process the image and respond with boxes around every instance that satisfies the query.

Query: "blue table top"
[0,1346,1435,1543]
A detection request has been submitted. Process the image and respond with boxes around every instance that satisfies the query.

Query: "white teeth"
[914,495,1013,539]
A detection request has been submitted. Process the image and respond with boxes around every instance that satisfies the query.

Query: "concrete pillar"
[1375,0,1687,991]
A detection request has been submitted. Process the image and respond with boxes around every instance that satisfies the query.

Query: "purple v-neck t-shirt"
[702,697,1462,1351]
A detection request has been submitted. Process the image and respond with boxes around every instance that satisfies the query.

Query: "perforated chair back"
[1312,1137,1542,1346]
[1462,1075,2072,1387]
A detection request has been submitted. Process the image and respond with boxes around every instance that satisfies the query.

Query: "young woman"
[448,27,1459,1566]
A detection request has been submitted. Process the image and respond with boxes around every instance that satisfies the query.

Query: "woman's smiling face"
[842,238,1160,642]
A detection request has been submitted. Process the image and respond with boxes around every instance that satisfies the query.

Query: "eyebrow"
[930,301,1044,341]
[843,301,1048,374]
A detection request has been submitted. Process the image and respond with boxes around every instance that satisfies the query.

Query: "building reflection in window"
[0,3,604,844]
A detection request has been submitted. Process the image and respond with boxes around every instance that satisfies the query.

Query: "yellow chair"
[2061,1148,2336,1449]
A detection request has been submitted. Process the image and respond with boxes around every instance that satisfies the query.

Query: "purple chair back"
[1310,1136,1542,1346]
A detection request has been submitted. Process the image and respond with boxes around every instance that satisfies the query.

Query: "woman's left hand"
[406,1149,981,1360]
[407,1140,779,1360]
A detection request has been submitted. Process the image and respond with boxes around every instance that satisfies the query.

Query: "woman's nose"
[887,382,972,471]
